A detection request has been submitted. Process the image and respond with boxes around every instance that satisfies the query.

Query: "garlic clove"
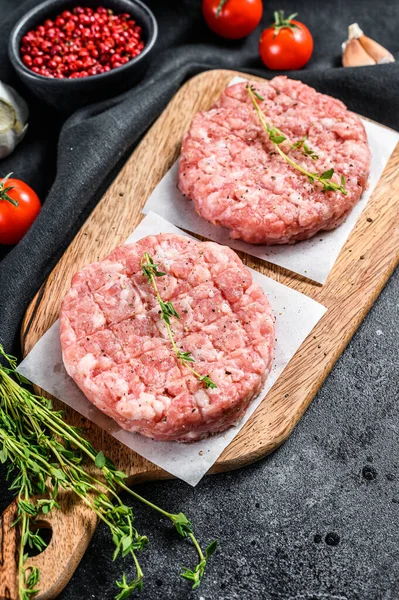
[342,38,376,68]
[343,23,395,67]
[0,82,29,159]
[358,35,395,64]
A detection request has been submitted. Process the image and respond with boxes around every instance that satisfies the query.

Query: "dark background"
[1,0,398,598]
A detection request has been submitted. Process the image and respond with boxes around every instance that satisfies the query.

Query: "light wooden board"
[1,69,398,600]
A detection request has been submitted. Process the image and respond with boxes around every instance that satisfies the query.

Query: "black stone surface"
[1,272,398,599]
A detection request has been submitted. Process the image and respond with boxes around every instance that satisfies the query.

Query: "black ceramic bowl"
[9,0,157,112]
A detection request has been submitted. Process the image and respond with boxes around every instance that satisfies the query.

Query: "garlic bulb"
[0,82,29,159]
[342,23,395,67]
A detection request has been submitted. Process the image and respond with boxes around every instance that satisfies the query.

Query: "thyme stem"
[246,85,347,195]
[189,532,205,562]
[141,253,217,389]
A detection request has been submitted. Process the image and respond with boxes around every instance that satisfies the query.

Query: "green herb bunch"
[0,346,217,600]
[247,85,347,195]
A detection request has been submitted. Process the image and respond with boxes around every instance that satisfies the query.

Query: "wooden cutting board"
[1,69,398,600]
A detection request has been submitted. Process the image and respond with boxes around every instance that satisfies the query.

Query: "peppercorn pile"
[20,6,145,79]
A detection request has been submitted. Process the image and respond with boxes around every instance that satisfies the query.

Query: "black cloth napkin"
[0,0,398,357]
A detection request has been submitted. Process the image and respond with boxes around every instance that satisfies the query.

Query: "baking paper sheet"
[143,76,399,284]
[17,212,326,486]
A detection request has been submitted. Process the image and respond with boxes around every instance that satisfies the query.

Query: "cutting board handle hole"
[25,521,53,558]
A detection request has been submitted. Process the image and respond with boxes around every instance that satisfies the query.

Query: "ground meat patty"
[178,77,371,244]
[60,234,275,442]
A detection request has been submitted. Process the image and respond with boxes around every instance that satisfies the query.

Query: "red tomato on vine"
[0,174,41,245]
[259,11,314,70]
[202,0,263,40]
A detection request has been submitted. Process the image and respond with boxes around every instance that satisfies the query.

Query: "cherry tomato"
[0,174,41,245]
[202,0,263,40]
[259,11,313,70]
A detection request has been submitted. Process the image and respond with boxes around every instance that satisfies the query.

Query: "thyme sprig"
[246,85,347,195]
[141,253,217,389]
[0,345,216,598]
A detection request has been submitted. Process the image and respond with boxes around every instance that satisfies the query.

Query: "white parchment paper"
[143,76,399,284]
[17,212,326,486]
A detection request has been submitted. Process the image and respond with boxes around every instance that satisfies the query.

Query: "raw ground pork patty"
[60,234,275,442]
[178,77,371,244]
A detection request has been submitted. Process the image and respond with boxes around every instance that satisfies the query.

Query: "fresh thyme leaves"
[199,375,217,389]
[177,350,195,362]
[170,511,193,536]
[115,570,143,600]
[0,373,147,599]
[252,89,264,102]
[141,253,166,279]
[308,169,345,191]
[95,450,106,468]
[141,252,217,389]
[246,85,347,195]
[159,300,180,325]
[0,345,216,598]
[182,538,218,589]
[290,135,318,160]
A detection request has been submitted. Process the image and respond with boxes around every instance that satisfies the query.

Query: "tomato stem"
[216,0,228,18]
[0,173,18,206]
[272,10,301,36]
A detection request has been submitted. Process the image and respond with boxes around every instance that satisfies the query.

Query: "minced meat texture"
[60,234,275,442]
[178,77,371,244]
